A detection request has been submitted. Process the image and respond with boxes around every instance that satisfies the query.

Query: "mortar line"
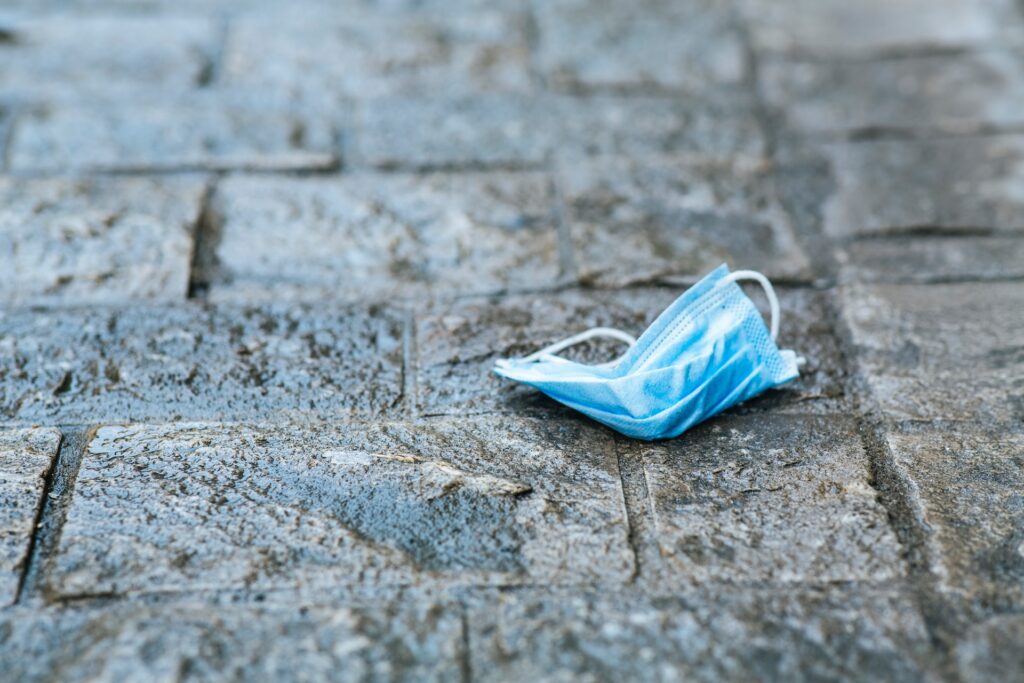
[402,307,418,420]
[186,176,221,300]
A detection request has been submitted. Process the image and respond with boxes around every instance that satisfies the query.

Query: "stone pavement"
[0,0,1022,680]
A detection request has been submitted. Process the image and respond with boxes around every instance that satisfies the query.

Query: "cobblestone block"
[0,176,204,306]
[884,425,1024,609]
[533,0,746,93]
[48,418,631,596]
[0,304,404,424]
[0,600,463,682]
[0,428,59,606]
[0,16,215,95]
[560,156,811,286]
[206,172,560,302]
[762,50,1024,137]
[740,0,1024,57]
[840,281,1024,423]
[838,236,1024,284]
[956,614,1024,683]
[821,135,1024,239]
[636,414,902,584]
[9,95,338,173]
[223,9,530,99]
[417,286,846,417]
[467,586,935,682]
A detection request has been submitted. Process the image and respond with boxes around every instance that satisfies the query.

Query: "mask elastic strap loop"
[518,327,637,364]
[717,270,780,341]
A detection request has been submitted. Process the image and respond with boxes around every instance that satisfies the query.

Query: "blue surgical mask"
[494,265,802,440]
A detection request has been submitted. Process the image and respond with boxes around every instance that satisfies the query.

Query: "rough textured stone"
[0,176,204,306]
[956,613,1024,683]
[533,0,746,93]
[205,172,560,302]
[0,304,404,424]
[821,135,1024,239]
[740,0,1024,57]
[223,9,531,99]
[9,96,338,173]
[840,281,1024,423]
[0,428,59,606]
[49,418,632,596]
[0,16,215,95]
[884,425,1024,609]
[636,414,902,585]
[762,50,1024,137]
[560,156,811,286]
[417,286,846,417]
[838,236,1024,284]
[0,600,464,682]
[467,586,936,682]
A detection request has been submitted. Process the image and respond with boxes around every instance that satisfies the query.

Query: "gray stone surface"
[560,156,811,286]
[821,135,1024,239]
[884,425,1024,609]
[417,286,847,417]
[637,413,903,585]
[0,16,215,96]
[762,50,1024,137]
[205,172,561,302]
[837,236,1024,284]
[9,96,338,173]
[223,9,531,99]
[49,418,631,596]
[533,0,746,93]
[956,614,1024,683]
[740,0,1024,57]
[0,304,404,424]
[0,600,464,682]
[0,176,204,306]
[0,428,60,606]
[466,586,936,682]
[840,281,1024,423]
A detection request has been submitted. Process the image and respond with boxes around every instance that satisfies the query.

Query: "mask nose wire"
[716,270,780,341]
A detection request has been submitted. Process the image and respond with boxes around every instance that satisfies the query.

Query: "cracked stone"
[48,417,632,597]
[838,236,1024,284]
[820,135,1024,239]
[466,586,935,682]
[206,172,560,302]
[0,303,404,424]
[840,281,1024,423]
[0,176,204,306]
[0,600,463,682]
[740,0,1024,57]
[762,50,1024,137]
[0,428,59,606]
[884,425,1024,612]
[223,8,531,99]
[533,0,746,93]
[560,156,811,286]
[9,95,338,173]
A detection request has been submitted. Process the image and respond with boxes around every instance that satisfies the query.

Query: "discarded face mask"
[493,265,803,440]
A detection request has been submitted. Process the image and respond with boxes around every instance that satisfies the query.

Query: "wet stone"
[762,50,1024,138]
[223,9,531,99]
[884,425,1024,612]
[560,156,811,286]
[417,286,846,417]
[740,0,1024,57]
[48,418,632,596]
[0,600,464,682]
[956,613,1024,683]
[206,172,560,302]
[466,586,936,682]
[636,414,902,585]
[9,95,338,173]
[820,135,1024,239]
[840,281,1024,423]
[0,176,204,306]
[533,0,746,94]
[0,428,59,606]
[837,236,1024,284]
[0,304,404,424]
[0,16,215,96]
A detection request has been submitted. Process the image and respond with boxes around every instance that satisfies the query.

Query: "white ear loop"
[716,269,780,341]
[518,327,637,364]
